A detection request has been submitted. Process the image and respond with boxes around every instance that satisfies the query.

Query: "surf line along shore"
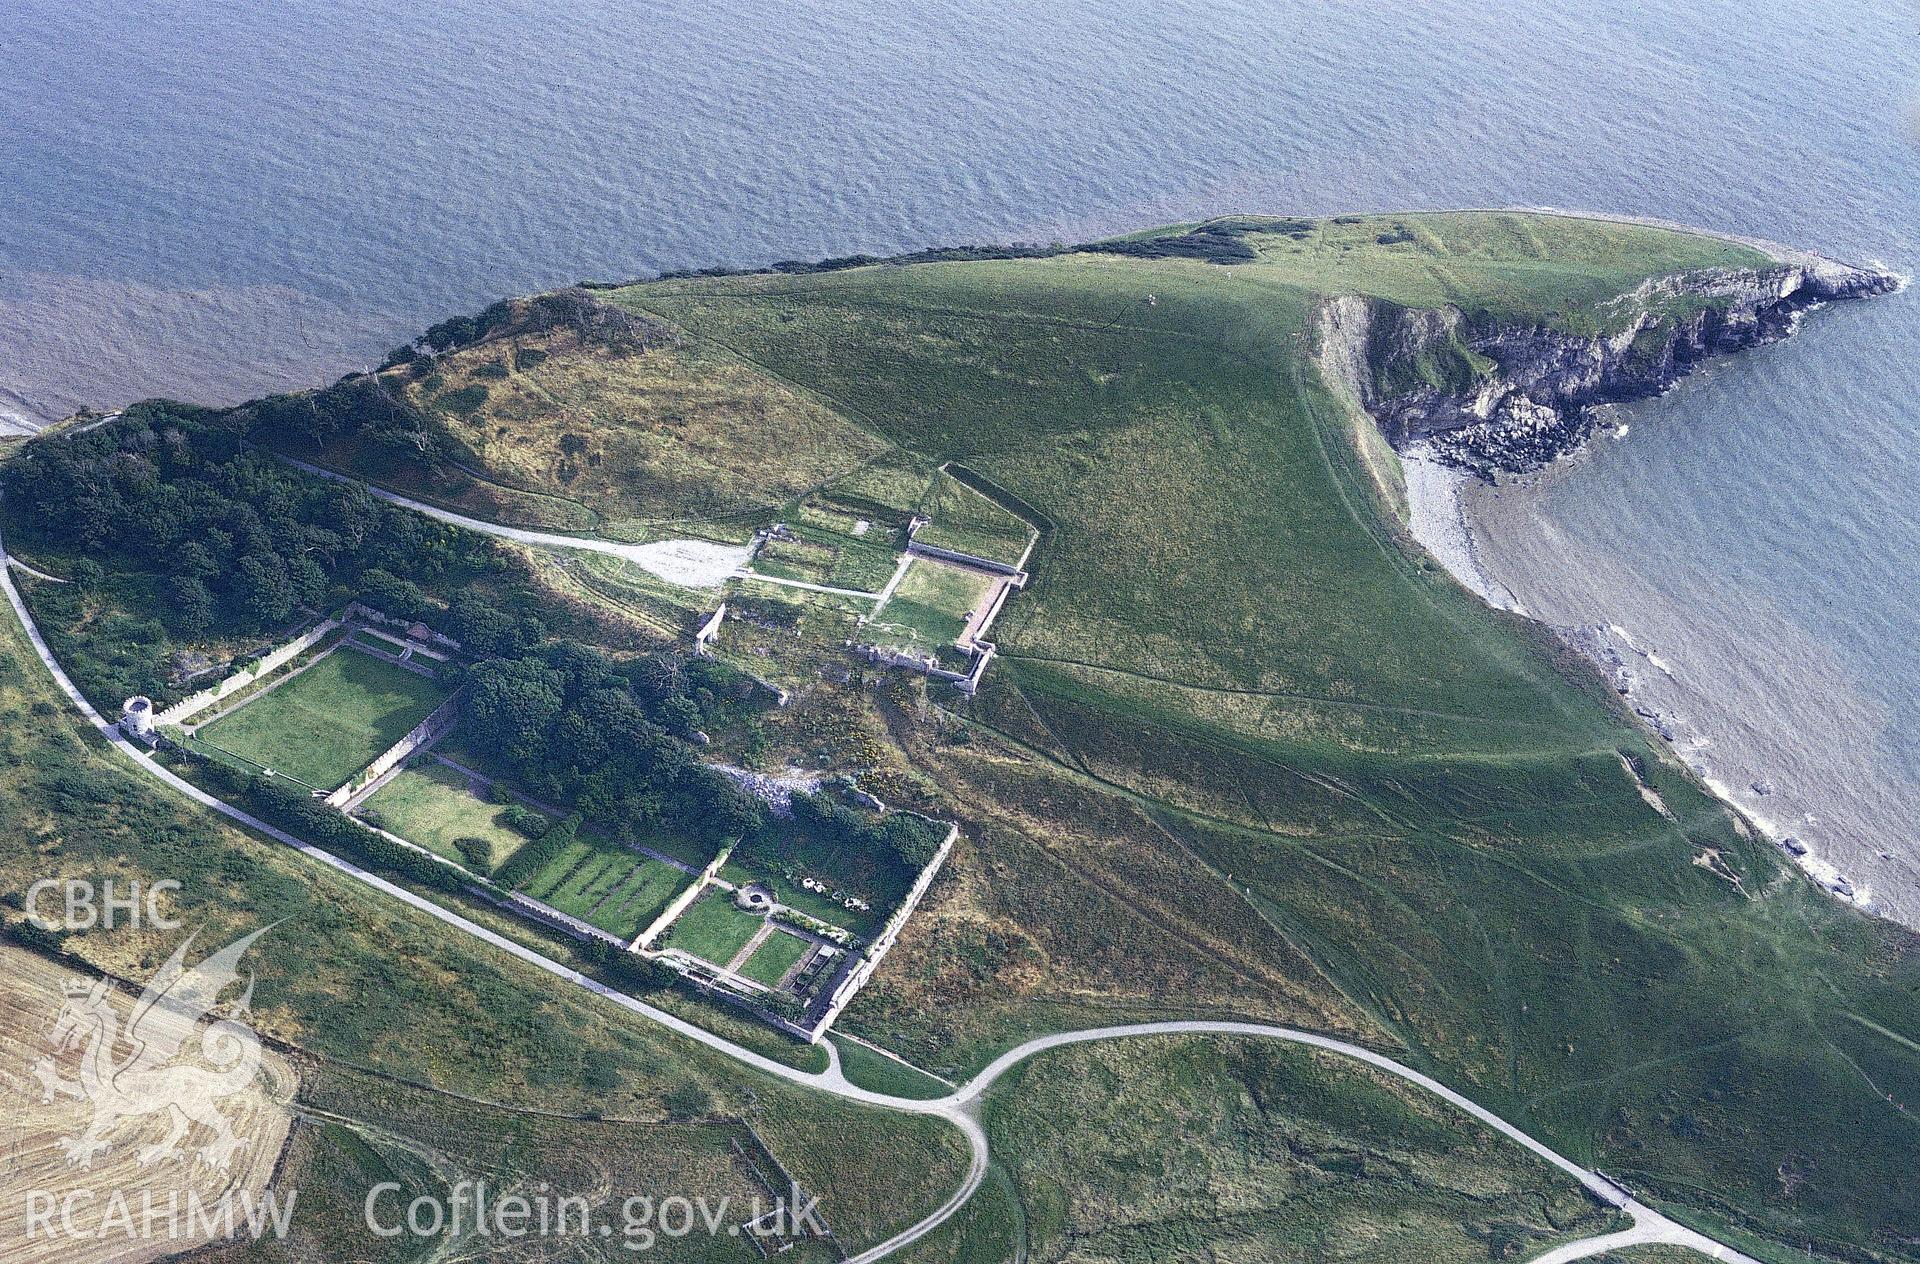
[1328,240,1905,923]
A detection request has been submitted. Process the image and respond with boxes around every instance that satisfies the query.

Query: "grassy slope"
[0,612,967,1260]
[917,468,1035,566]
[609,213,1920,1259]
[911,1035,1622,1264]
[251,321,892,536]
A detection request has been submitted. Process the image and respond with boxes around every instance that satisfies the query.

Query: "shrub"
[576,936,678,993]
[453,836,493,872]
[493,812,582,889]
[438,384,490,414]
[500,805,549,839]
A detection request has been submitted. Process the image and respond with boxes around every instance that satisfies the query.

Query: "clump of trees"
[2,408,484,641]
[788,791,948,873]
[458,640,764,856]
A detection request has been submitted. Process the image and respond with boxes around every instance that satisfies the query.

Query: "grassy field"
[663,891,768,966]
[520,840,693,940]
[191,1046,975,1264]
[196,648,449,789]
[359,760,541,871]
[611,215,1920,1260]
[737,926,812,989]
[869,557,994,653]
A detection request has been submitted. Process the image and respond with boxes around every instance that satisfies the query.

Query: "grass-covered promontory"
[7,211,1914,1263]
[595,214,1913,1261]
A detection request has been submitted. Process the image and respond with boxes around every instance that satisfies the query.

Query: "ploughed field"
[0,945,295,1264]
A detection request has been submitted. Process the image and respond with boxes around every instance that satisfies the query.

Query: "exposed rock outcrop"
[1322,255,1899,478]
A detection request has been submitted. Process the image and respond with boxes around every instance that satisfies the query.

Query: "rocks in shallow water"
[1751,778,1777,796]
[1782,836,1809,856]
[1633,703,1679,742]
[1557,623,1634,693]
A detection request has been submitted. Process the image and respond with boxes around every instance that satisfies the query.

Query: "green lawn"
[662,891,768,967]
[737,927,813,989]
[359,761,540,872]
[520,841,691,940]
[196,647,449,789]
[869,557,994,653]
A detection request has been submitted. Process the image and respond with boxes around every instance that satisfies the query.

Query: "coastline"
[1316,217,1911,928]
[1400,435,1898,924]
[1398,445,1524,615]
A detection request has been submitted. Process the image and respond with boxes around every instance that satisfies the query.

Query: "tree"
[235,551,294,630]
[286,554,328,610]
[357,568,428,622]
[657,695,702,740]
[173,540,218,580]
[169,575,215,636]
[447,596,519,656]
[689,770,765,843]
[465,658,565,764]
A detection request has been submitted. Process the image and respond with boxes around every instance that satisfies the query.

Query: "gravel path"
[278,455,751,588]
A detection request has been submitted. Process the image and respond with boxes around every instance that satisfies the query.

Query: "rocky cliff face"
[1322,258,1899,478]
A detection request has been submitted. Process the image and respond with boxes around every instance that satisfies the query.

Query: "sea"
[3,0,1916,921]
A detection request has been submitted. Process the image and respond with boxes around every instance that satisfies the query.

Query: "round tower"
[119,695,156,741]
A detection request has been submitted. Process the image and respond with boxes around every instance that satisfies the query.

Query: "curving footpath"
[0,521,1763,1264]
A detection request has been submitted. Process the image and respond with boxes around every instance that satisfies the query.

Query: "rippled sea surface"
[4,0,1917,914]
